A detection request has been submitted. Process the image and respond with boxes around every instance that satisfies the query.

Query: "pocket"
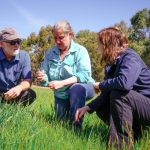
[13,71,21,81]
[60,63,74,79]
[48,60,61,80]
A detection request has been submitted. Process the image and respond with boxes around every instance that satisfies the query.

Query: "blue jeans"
[54,83,95,128]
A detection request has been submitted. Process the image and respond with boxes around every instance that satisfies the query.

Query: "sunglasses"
[4,39,22,46]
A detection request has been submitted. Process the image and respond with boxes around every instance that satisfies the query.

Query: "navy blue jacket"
[88,48,150,111]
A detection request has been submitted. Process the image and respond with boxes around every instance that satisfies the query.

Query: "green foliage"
[129,8,150,68]
[131,8,150,31]
[37,25,55,50]
[141,39,150,67]
[128,28,147,42]
[27,32,37,47]
[25,25,55,83]
[129,40,146,55]
[75,30,104,81]
[20,38,28,50]
[130,8,150,41]
[114,20,129,37]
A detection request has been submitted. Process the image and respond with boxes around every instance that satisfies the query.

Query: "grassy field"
[0,87,150,150]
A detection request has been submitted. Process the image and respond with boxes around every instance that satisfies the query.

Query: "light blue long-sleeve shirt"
[41,40,94,99]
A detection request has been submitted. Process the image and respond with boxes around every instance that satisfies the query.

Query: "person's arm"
[18,80,31,91]
[4,80,31,101]
[4,51,32,101]
[75,46,93,83]
[75,105,91,122]
[48,76,77,90]
[99,52,142,91]
[75,90,110,120]
[75,90,109,121]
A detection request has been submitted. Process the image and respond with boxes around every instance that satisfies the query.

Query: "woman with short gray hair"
[37,20,95,130]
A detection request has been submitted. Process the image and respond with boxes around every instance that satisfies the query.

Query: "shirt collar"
[68,40,78,53]
[52,40,77,55]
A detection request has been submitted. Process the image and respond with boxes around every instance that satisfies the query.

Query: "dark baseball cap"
[0,28,20,41]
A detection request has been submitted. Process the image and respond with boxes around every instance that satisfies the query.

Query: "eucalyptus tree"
[129,8,150,66]
[27,25,55,84]
[75,30,104,81]
[131,8,150,39]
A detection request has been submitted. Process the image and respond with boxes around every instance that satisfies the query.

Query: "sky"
[0,0,149,38]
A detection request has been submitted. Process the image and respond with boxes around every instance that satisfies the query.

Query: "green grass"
[0,87,150,150]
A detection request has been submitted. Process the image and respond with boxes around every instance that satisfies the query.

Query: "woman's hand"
[48,81,64,90]
[48,76,78,90]
[93,82,100,94]
[36,70,45,82]
[75,106,90,122]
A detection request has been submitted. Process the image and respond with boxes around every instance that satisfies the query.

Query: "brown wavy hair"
[97,27,128,65]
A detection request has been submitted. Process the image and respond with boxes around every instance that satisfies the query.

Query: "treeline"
[20,8,150,83]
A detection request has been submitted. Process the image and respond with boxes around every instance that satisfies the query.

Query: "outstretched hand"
[75,106,90,122]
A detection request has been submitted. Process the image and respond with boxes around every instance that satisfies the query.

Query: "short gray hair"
[52,20,74,37]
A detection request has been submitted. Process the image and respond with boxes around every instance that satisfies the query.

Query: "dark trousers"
[96,90,150,148]
[54,83,95,129]
[0,89,36,106]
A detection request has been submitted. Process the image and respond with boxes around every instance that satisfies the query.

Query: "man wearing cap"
[0,27,36,105]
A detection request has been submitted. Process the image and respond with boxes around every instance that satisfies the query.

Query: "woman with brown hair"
[75,27,150,148]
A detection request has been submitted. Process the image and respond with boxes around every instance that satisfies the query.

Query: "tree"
[131,8,150,38]
[75,30,104,81]
[114,20,129,37]
[141,39,150,67]
[129,8,150,58]
[20,38,28,50]
[19,25,55,84]
[37,25,54,50]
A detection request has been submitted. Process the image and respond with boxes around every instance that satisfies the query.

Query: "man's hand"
[4,85,23,101]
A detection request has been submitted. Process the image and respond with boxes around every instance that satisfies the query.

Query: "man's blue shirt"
[0,48,31,92]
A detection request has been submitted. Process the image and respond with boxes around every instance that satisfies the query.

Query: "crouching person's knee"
[18,89,36,106]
